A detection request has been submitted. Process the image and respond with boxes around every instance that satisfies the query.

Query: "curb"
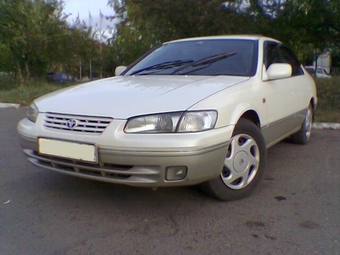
[312,123,340,130]
[0,102,20,109]
[1,102,339,129]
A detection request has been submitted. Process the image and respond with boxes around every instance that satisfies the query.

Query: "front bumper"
[18,117,233,187]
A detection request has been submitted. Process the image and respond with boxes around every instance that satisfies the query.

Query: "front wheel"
[201,119,267,201]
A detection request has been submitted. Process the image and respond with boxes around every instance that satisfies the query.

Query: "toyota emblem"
[66,119,78,129]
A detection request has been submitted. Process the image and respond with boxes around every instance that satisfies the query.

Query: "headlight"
[124,113,182,133]
[178,111,217,132]
[124,111,217,133]
[27,103,39,123]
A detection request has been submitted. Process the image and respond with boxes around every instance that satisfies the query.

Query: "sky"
[63,0,114,29]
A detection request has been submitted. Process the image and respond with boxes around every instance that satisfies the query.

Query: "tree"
[108,0,258,65]
[260,0,340,64]
[109,0,340,66]
[0,0,108,84]
[0,42,14,73]
[0,0,68,84]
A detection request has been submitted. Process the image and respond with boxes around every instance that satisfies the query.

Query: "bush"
[315,77,340,110]
[314,77,340,122]
[0,78,70,105]
[0,75,18,91]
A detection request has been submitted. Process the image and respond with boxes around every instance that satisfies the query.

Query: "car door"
[262,41,306,146]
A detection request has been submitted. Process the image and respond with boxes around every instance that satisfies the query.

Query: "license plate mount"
[38,138,97,163]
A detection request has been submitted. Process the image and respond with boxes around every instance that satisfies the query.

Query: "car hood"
[35,75,249,118]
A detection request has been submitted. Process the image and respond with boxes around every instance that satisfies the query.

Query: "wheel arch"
[310,97,317,110]
[309,97,317,121]
[238,110,261,127]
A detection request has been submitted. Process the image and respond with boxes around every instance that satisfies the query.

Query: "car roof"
[166,35,281,44]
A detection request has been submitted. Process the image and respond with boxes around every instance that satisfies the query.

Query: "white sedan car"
[305,66,332,78]
[18,35,317,201]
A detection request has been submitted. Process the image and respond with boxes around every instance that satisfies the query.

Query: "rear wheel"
[291,104,313,145]
[201,119,267,201]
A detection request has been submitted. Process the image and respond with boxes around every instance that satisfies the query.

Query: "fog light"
[166,166,188,181]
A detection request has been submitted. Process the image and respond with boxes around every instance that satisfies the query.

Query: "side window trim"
[264,41,303,77]
[278,45,303,76]
[263,41,281,70]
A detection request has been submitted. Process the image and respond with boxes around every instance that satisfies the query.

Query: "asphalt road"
[1,108,339,255]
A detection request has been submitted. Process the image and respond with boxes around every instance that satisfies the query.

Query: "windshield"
[124,39,258,76]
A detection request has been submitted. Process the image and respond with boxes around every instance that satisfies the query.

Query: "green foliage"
[314,77,340,122]
[0,75,17,91]
[109,0,260,66]
[114,1,256,42]
[315,77,340,110]
[0,0,62,83]
[0,0,107,85]
[0,78,70,105]
[263,0,340,63]
[109,0,340,66]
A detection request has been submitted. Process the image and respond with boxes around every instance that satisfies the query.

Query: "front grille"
[23,150,160,184]
[38,157,133,180]
[44,113,113,134]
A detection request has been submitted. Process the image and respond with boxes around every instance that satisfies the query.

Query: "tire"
[291,104,313,145]
[200,119,267,201]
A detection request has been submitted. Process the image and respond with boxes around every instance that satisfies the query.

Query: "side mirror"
[115,66,127,76]
[266,63,292,80]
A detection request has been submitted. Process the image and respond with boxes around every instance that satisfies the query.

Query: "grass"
[314,109,340,123]
[0,77,73,106]
[1,76,339,122]
[314,77,340,123]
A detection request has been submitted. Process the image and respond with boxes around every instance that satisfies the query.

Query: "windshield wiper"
[129,60,193,75]
[171,52,237,75]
